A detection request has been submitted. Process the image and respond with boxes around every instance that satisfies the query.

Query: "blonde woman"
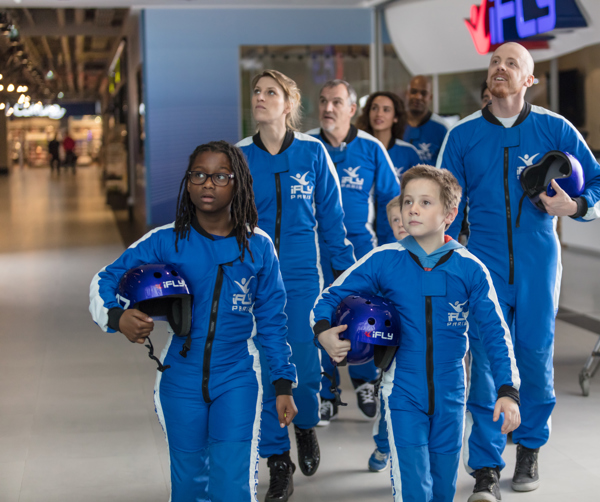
[237,70,354,502]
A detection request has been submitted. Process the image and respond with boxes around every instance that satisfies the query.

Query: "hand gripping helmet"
[117,264,193,338]
[519,150,585,212]
[332,294,401,370]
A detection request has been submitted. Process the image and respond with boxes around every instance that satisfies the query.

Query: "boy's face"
[388,206,408,241]
[401,178,456,243]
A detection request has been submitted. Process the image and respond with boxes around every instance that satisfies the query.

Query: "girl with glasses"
[90,140,297,502]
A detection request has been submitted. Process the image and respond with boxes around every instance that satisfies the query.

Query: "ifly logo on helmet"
[163,279,186,289]
[447,300,469,327]
[233,276,254,312]
[365,330,395,340]
[290,172,314,200]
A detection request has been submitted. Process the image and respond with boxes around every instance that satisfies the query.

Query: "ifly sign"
[465,0,564,55]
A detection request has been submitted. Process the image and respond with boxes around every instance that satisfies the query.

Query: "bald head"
[492,42,534,76]
[487,42,535,100]
[407,75,433,117]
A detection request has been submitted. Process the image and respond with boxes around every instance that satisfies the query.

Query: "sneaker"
[512,445,540,492]
[352,379,377,418]
[317,397,338,427]
[368,448,390,472]
[467,467,501,502]
[294,426,320,476]
[265,456,295,502]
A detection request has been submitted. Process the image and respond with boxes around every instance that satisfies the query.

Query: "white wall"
[562,216,600,254]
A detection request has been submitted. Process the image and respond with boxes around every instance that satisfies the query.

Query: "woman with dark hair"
[357,91,421,180]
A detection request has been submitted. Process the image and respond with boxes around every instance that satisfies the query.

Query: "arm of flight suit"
[374,142,400,245]
[311,248,385,337]
[463,250,521,402]
[253,231,297,391]
[89,226,168,333]
[313,142,356,271]
[556,118,600,221]
[436,129,467,240]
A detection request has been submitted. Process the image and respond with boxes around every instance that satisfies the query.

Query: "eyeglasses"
[187,171,235,187]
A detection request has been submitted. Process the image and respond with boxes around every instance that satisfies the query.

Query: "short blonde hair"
[400,165,462,213]
[251,70,302,131]
[386,195,402,221]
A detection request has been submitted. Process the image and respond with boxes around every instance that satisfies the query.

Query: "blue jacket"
[89,220,297,399]
[237,131,355,287]
[387,138,422,180]
[404,112,449,164]
[311,236,520,412]
[308,126,399,247]
[437,103,600,283]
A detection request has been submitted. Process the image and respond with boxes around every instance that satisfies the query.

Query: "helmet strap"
[145,336,171,372]
[321,369,347,408]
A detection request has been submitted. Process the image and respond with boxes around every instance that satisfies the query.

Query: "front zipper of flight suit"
[425,296,435,415]
[202,264,225,403]
[274,173,282,255]
[503,147,515,285]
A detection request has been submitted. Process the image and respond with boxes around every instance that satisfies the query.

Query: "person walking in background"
[404,75,449,164]
[238,70,355,502]
[356,91,421,181]
[307,80,399,425]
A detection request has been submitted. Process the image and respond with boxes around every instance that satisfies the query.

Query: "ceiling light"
[0,74,3,80]
[0,103,4,110]
[0,85,3,91]
[46,70,54,80]
[57,92,64,98]
[7,84,14,92]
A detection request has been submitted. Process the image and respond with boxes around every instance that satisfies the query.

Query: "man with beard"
[403,75,449,164]
[308,79,399,424]
[437,42,600,502]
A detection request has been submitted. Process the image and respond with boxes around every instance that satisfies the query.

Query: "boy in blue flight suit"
[312,165,521,502]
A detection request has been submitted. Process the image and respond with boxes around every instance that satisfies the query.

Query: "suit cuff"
[332,269,345,280]
[312,320,331,350]
[108,307,125,332]
[274,379,293,396]
[498,385,520,406]
[569,196,588,219]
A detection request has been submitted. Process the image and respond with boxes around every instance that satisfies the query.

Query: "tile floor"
[1,165,599,501]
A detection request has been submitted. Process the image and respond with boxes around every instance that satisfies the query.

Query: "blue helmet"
[332,294,401,369]
[117,264,193,338]
[519,150,585,212]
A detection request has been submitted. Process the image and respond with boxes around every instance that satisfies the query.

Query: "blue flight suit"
[90,219,296,502]
[438,102,600,472]
[237,130,355,457]
[308,125,399,389]
[387,137,422,181]
[311,236,520,502]
[404,112,449,165]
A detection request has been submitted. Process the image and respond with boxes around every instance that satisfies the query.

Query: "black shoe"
[352,378,377,418]
[467,467,501,502]
[317,397,338,427]
[512,444,540,492]
[294,426,320,476]
[265,456,295,502]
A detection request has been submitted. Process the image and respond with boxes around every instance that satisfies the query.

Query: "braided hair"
[174,140,258,262]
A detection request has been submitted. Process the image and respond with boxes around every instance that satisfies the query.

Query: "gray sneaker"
[512,445,540,492]
[467,467,501,502]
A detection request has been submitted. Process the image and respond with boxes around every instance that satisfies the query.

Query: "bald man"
[403,75,449,164]
[438,42,600,502]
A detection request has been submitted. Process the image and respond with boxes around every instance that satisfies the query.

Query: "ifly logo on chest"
[465,0,556,55]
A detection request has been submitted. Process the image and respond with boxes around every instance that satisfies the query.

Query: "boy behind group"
[312,165,521,502]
